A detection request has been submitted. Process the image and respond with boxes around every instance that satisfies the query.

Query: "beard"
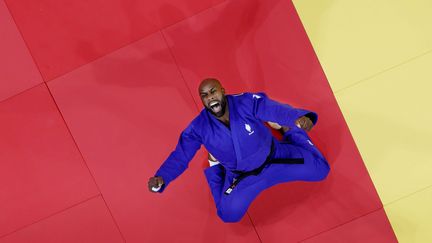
[206,96,227,118]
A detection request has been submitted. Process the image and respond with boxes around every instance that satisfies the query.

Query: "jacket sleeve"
[251,92,318,127]
[154,122,202,192]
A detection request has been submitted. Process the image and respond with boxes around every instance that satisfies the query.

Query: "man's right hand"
[295,116,314,132]
[148,176,164,193]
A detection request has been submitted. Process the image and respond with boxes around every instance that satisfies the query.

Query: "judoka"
[148,78,330,223]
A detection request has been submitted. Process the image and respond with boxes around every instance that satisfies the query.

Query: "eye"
[211,90,216,94]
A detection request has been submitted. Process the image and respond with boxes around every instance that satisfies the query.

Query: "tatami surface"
[1,0,429,242]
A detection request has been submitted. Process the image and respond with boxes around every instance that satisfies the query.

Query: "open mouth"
[209,100,222,113]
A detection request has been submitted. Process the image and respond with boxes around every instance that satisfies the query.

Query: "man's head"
[198,78,227,118]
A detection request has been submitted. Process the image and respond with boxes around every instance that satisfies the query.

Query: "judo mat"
[2,0,431,242]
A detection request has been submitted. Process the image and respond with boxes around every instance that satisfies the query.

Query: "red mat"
[0,197,124,243]
[5,0,225,81]
[0,85,99,237]
[0,1,42,102]
[302,209,397,243]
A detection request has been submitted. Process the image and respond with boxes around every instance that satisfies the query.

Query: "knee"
[314,160,330,181]
[217,211,242,223]
[217,210,243,223]
[217,200,247,223]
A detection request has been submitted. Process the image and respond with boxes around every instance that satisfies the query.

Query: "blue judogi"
[155,92,330,222]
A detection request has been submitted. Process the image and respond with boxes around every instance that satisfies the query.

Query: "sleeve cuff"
[297,109,318,125]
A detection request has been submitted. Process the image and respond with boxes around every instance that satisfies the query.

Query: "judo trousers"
[204,127,330,223]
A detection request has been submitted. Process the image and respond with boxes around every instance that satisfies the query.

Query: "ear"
[221,87,225,94]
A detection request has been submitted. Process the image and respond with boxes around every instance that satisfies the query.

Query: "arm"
[149,123,202,193]
[251,93,318,128]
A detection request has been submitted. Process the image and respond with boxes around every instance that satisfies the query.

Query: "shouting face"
[198,78,227,118]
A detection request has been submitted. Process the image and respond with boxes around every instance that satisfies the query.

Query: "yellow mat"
[294,0,432,241]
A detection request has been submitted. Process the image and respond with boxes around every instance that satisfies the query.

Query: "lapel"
[226,95,243,163]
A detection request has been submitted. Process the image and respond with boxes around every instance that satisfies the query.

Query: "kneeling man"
[148,78,330,223]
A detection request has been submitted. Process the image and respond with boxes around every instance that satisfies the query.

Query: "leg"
[204,164,257,223]
[205,128,329,223]
[214,132,329,223]
[204,164,225,207]
[267,121,290,135]
[282,127,327,162]
[270,140,330,183]
[208,153,220,167]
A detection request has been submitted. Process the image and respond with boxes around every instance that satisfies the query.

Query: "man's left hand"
[295,116,313,131]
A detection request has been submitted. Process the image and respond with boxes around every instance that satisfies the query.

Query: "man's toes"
[281,126,290,133]
[267,121,282,130]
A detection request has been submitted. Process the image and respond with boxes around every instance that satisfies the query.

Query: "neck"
[216,101,230,125]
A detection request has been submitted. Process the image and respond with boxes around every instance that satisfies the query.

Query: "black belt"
[224,141,304,195]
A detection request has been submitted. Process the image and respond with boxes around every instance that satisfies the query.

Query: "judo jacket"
[155,92,317,192]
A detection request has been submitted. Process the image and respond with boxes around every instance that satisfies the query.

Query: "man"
[148,78,330,223]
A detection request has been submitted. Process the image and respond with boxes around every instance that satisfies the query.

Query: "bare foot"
[267,121,282,130]
[267,121,290,135]
[208,153,220,167]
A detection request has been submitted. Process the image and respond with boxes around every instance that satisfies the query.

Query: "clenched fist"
[148,176,164,192]
[295,116,314,132]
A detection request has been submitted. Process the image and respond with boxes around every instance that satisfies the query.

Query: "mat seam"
[247,213,263,243]
[384,184,432,207]
[3,0,45,82]
[334,48,432,94]
[0,82,43,104]
[298,207,385,242]
[160,30,200,112]
[0,194,101,239]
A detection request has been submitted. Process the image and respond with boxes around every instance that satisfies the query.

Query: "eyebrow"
[199,86,216,95]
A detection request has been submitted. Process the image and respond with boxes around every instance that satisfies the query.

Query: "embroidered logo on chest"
[245,124,255,135]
